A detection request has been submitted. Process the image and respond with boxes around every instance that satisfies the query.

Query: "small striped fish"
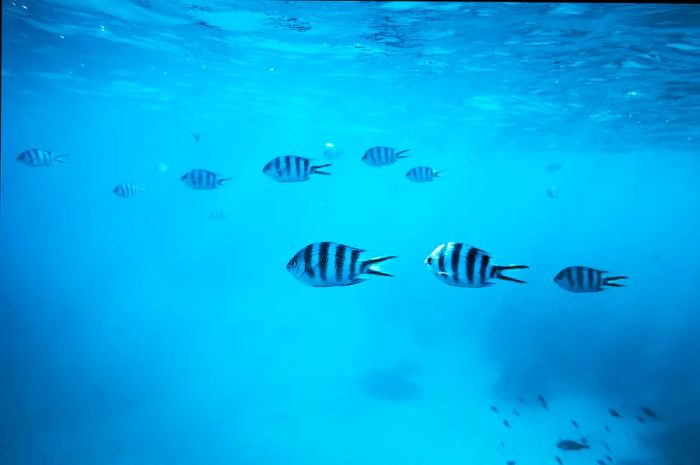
[425,243,528,287]
[287,242,396,287]
[554,266,627,292]
[263,155,332,182]
[406,166,444,182]
[208,211,228,221]
[180,169,231,190]
[361,146,410,167]
[17,149,68,166]
[113,183,144,198]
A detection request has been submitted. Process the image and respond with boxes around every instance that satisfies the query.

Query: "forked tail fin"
[217,177,232,186]
[396,149,410,159]
[54,153,69,163]
[603,276,628,287]
[361,255,397,277]
[311,163,332,175]
[493,265,529,284]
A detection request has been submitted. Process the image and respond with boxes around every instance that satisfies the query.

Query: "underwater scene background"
[2,1,700,465]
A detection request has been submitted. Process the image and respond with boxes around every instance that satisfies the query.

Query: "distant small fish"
[546,162,563,172]
[513,409,521,417]
[547,186,560,199]
[425,243,528,287]
[604,443,611,451]
[606,455,613,462]
[554,267,628,292]
[518,396,526,404]
[571,420,579,428]
[208,211,227,221]
[17,149,68,166]
[556,439,589,451]
[491,405,499,413]
[287,242,396,287]
[263,155,331,182]
[405,166,445,183]
[361,146,410,167]
[608,408,622,418]
[153,162,168,173]
[597,460,606,465]
[605,425,612,433]
[322,142,343,159]
[113,183,144,198]
[498,440,505,450]
[503,419,510,428]
[581,437,588,445]
[507,461,515,465]
[555,456,563,465]
[191,131,200,142]
[538,395,549,410]
[641,407,660,419]
[181,169,231,190]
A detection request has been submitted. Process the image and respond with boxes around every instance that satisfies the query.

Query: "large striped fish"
[113,183,144,198]
[361,146,410,167]
[554,266,627,292]
[405,166,444,183]
[425,243,528,287]
[263,155,332,182]
[17,149,68,166]
[180,169,231,190]
[287,242,396,287]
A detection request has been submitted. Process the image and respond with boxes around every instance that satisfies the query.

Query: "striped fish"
[263,155,332,182]
[113,183,144,198]
[554,266,627,292]
[208,211,228,221]
[425,243,528,287]
[287,242,396,287]
[361,146,410,167]
[17,149,68,166]
[406,166,444,182]
[180,169,231,190]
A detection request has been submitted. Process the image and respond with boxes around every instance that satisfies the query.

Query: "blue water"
[2,2,700,465]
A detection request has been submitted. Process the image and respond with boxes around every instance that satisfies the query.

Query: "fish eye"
[427,257,433,265]
[289,259,297,267]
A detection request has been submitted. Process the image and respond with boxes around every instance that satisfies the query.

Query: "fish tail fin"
[493,265,529,284]
[361,255,397,277]
[396,149,410,158]
[54,154,69,163]
[434,169,446,178]
[217,177,232,186]
[311,163,332,175]
[603,276,628,287]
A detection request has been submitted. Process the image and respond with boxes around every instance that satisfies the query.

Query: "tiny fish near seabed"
[287,242,396,287]
[425,243,528,287]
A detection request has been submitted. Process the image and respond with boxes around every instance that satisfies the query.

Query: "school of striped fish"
[16,141,628,290]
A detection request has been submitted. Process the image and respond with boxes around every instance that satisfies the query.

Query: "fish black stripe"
[466,247,478,284]
[438,248,446,274]
[588,268,595,291]
[275,157,281,172]
[336,244,346,283]
[350,249,361,278]
[303,158,309,176]
[451,242,463,283]
[285,156,291,176]
[304,244,315,278]
[319,242,330,283]
[576,267,584,290]
[566,267,575,288]
[480,253,490,284]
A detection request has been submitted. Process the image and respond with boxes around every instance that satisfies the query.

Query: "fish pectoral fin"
[437,272,450,277]
[348,278,367,286]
